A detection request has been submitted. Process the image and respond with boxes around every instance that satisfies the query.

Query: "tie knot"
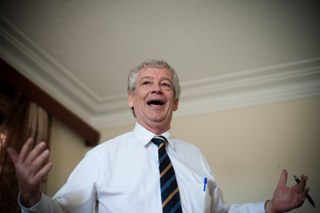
[151,135,167,147]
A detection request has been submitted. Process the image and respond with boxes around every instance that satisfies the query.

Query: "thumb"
[7,147,19,164]
[278,169,288,187]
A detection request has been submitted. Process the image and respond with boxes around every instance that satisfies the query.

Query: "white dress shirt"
[21,122,265,213]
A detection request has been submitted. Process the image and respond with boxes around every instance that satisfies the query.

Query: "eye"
[142,80,151,86]
[161,82,172,89]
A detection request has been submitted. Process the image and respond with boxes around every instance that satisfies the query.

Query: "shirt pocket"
[180,180,212,213]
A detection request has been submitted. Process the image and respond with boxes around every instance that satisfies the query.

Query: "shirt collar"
[133,122,175,150]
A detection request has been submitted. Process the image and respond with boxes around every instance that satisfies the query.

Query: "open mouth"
[147,99,165,106]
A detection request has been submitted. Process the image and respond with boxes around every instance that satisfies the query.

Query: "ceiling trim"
[1,16,320,130]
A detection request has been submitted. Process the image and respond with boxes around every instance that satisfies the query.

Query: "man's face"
[128,67,179,134]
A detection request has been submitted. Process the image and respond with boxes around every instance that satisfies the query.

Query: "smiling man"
[8,60,309,213]
[128,62,179,134]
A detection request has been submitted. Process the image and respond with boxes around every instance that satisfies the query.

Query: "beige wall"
[46,119,92,195]
[47,97,320,212]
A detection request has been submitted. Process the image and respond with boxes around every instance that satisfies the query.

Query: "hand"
[7,138,52,207]
[266,169,309,213]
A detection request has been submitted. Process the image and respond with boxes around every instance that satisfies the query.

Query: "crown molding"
[1,16,320,130]
[176,58,320,117]
[92,59,320,129]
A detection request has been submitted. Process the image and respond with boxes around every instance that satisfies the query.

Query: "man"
[8,60,309,212]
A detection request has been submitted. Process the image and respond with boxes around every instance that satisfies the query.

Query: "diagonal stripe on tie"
[152,136,182,213]
[162,187,179,207]
[160,163,172,177]
[161,175,176,193]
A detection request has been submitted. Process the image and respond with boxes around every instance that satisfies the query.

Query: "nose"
[152,89,162,94]
[151,83,163,94]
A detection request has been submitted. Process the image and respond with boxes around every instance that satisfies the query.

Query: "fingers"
[25,142,47,166]
[300,175,308,184]
[7,138,35,165]
[272,169,311,211]
[295,175,308,193]
[278,169,288,187]
[18,138,35,163]
[6,137,52,207]
[31,148,50,174]
[7,146,19,164]
[295,183,309,208]
[34,161,52,183]
[7,137,51,180]
[303,187,310,196]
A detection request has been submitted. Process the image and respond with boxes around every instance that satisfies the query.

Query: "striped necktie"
[152,136,182,213]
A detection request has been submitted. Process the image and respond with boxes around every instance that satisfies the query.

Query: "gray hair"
[127,60,181,100]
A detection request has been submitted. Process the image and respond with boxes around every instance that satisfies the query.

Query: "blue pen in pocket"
[203,177,207,191]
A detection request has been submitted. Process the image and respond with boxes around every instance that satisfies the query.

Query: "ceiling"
[1,1,320,131]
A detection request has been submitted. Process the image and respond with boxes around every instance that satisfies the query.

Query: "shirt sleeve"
[228,202,266,213]
[19,150,101,213]
[209,177,266,213]
[19,192,66,213]
[52,151,101,212]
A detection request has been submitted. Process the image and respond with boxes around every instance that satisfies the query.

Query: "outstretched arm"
[266,169,309,213]
[7,138,52,208]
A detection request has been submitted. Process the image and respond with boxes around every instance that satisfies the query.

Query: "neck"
[138,121,169,135]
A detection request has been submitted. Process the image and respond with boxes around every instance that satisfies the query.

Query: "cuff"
[18,192,48,213]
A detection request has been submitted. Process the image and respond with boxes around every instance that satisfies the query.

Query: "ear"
[173,99,179,111]
[128,92,134,108]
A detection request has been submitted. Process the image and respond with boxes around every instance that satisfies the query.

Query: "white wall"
[47,97,320,212]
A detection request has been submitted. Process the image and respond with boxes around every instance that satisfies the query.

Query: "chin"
[146,112,172,123]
